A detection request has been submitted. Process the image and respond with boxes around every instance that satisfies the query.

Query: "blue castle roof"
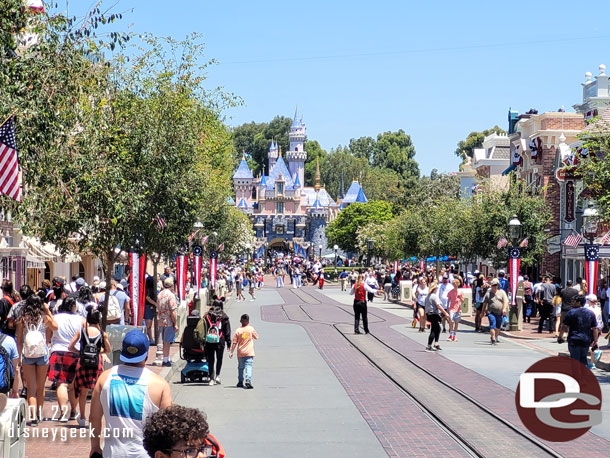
[233,158,253,179]
[266,156,294,190]
[293,172,301,188]
[237,198,248,209]
[259,174,267,187]
[342,181,368,204]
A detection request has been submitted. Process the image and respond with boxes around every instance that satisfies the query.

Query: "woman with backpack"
[16,294,58,424]
[68,305,111,427]
[48,296,86,422]
[201,305,231,386]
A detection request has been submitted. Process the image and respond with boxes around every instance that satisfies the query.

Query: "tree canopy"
[454,125,506,160]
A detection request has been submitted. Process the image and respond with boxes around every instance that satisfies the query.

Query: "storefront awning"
[21,236,81,264]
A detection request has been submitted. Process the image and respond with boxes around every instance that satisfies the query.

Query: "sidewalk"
[27,343,181,458]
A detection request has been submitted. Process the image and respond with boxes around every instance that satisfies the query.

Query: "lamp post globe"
[508,215,522,246]
[583,204,599,243]
[318,244,323,260]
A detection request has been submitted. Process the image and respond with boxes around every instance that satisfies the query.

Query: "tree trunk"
[101,249,117,331]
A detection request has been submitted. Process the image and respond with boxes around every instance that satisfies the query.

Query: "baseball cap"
[76,277,86,287]
[120,330,150,363]
[491,279,500,286]
[586,294,598,302]
[98,281,106,290]
[164,277,174,288]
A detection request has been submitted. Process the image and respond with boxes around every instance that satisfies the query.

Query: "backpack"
[0,335,14,394]
[205,315,222,344]
[0,296,15,334]
[80,326,103,369]
[23,319,46,358]
[242,277,248,287]
[106,292,122,322]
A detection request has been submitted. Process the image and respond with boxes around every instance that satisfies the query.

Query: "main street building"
[233,110,367,257]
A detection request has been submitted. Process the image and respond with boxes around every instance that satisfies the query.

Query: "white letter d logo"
[519,372,580,408]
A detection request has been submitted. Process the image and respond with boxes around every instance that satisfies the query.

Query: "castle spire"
[279,145,282,158]
[314,157,321,192]
[339,169,345,199]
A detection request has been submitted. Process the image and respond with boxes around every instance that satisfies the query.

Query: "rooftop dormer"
[573,64,610,117]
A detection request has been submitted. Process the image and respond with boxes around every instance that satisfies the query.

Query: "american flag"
[519,238,529,248]
[0,117,22,202]
[218,243,224,252]
[187,229,200,242]
[201,235,209,245]
[599,231,610,246]
[155,214,167,230]
[563,230,583,248]
[497,237,508,249]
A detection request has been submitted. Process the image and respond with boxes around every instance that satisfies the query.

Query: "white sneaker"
[215,376,221,385]
[209,379,215,386]
[77,418,86,427]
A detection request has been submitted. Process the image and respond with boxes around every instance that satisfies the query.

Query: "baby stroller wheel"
[181,373,186,383]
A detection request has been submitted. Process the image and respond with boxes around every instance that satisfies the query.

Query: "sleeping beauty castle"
[233,109,368,258]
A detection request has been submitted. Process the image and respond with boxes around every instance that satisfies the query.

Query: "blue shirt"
[563,307,596,346]
[0,333,18,360]
[498,277,509,293]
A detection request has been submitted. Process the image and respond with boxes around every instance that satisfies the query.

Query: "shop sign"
[565,180,575,223]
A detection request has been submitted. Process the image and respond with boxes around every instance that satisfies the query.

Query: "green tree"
[303,140,327,185]
[403,172,460,208]
[373,130,420,183]
[454,125,506,160]
[326,201,395,253]
[349,136,376,163]
[579,122,610,223]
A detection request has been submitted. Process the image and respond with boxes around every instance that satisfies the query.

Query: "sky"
[66,0,610,175]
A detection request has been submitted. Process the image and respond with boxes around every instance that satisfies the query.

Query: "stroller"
[180,312,209,383]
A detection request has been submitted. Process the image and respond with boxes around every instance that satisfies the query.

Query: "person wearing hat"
[559,295,599,366]
[157,277,178,367]
[481,279,508,345]
[536,275,557,334]
[89,330,172,458]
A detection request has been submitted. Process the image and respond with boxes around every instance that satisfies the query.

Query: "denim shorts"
[487,313,502,330]
[161,326,176,343]
[22,353,49,366]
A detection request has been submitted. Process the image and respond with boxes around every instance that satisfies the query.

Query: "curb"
[558,351,610,371]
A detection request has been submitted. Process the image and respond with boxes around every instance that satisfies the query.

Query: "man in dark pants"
[559,295,598,365]
[537,275,556,333]
[558,280,579,340]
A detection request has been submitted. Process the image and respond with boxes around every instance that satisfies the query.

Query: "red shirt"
[354,284,366,302]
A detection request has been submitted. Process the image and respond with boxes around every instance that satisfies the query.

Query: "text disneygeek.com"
[12,426,134,441]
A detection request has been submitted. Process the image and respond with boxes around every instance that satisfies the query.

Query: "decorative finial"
[599,64,606,76]
[278,145,282,157]
[314,157,321,192]
[559,133,566,143]
[585,71,592,82]
[242,150,246,160]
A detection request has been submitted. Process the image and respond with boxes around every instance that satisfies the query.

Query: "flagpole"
[0,112,16,129]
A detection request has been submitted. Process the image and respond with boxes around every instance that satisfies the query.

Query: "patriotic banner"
[129,252,147,326]
[419,260,425,272]
[210,250,218,289]
[175,253,188,301]
[512,144,521,166]
[584,244,599,296]
[394,260,398,274]
[192,245,203,294]
[509,247,521,306]
[0,117,22,202]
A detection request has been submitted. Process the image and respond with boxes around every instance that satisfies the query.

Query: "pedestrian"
[413,277,428,332]
[0,280,19,337]
[349,270,357,288]
[522,275,534,323]
[584,294,603,368]
[537,275,557,334]
[48,296,86,421]
[201,306,231,386]
[275,265,285,288]
[558,295,598,366]
[318,270,325,289]
[481,279,508,345]
[365,272,379,303]
[143,405,226,458]
[157,277,178,367]
[229,314,258,389]
[350,274,376,334]
[447,278,463,341]
[339,270,348,292]
[89,330,172,457]
[558,280,580,340]
[16,294,53,423]
[247,273,256,301]
[0,321,20,399]
[383,272,392,301]
[144,276,158,345]
[235,272,245,302]
[75,286,97,318]
[598,279,608,333]
[497,270,509,294]
[438,275,453,333]
[425,282,449,351]
[474,276,487,332]
[68,305,111,427]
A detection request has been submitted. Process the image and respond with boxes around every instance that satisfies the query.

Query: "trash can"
[0,398,26,458]
[104,325,146,369]
[400,280,413,305]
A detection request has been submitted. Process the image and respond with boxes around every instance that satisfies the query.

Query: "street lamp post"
[507,215,522,331]
[583,204,599,296]
[366,239,374,268]
[334,244,339,272]
[318,244,323,261]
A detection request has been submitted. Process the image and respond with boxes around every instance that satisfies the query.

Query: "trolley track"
[278,287,562,457]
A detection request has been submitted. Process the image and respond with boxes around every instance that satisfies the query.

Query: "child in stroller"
[180,310,209,383]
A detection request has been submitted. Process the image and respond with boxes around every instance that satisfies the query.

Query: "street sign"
[546,234,561,255]
[555,167,578,182]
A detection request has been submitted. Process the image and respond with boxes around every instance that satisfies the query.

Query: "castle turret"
[232,154,254,202]
[268,141,278,171]
[287,107,307,187]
